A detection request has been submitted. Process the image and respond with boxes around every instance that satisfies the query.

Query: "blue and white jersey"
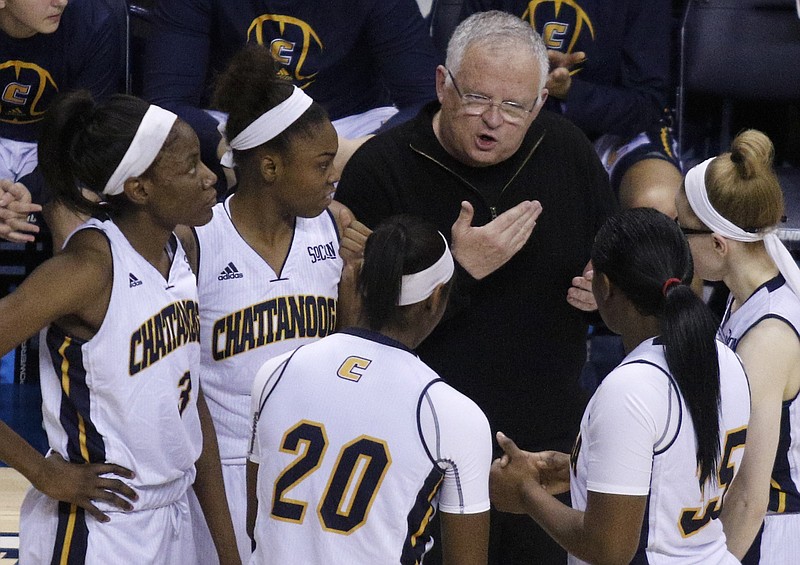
[248,328,492,565]
[569,338,750,564]
[39,218,202,510]
[719,274,800,514]
[193,197,342,463]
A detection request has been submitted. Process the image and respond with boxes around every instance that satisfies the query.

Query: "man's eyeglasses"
[676,220,713,236]
[446,68,536,124]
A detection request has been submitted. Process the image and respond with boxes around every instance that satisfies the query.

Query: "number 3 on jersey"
[272,420,392,534]
[678,426,747,537]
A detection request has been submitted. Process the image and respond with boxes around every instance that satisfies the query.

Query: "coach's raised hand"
[451,200,542,280]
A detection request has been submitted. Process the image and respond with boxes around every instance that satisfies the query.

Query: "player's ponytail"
[592,208,721,487]
[38,90,153,216]
[359,215,453,331]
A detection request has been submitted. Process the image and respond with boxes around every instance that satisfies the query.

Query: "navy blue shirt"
[463,0,672,139]
[145,0,441,170]
[0,0,122,143]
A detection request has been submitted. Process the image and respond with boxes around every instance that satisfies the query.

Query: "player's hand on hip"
[451,199,541,280]
[33,453,138,522]
[0,179,41,243]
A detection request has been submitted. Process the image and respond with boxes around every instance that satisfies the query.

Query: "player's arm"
[328,201,370,329]
[440,511,489,565]
[491,433,646,563]
[328,200,370,266]
[0,229,138,520]
[720,320,796,558]
[425,383,493,564]
[192,389,241,565]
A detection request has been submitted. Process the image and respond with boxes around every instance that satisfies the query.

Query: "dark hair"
[358,215,452,330]
[213,45,329,164]
[592,208,721,486]
[38,90,177,216]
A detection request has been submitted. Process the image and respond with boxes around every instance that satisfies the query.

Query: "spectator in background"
[462,0,683,217]
[335,11,615,564]
[144,0,441,195]
[0,0,124,245]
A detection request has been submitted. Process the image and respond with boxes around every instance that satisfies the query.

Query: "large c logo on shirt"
[0,60,58,124]
[522,0,595,54]
[247,14,323,88]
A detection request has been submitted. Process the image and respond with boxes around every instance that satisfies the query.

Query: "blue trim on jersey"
[416,379,448,468]
[615,358,683,455]
[339,327,416,355]
[769,398,800,513]
[722,275,787,332]
[253,346,304,420]
[45,325,106,465]
[324,207,339,241]
[50,502,88,565]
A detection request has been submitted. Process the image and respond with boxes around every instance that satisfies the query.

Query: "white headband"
[219,86,314,168]
[103,105,177,196]
[397,233,455,306]
[685,157,800,297]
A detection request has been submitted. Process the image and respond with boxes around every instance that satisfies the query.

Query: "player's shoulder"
[422,379,489,426]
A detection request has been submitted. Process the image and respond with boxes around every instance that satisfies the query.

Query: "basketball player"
[490,208,750,564]
[676,130,800,563]
[181,45,370,563]
[0,90,239,564]
[247,215,491,564]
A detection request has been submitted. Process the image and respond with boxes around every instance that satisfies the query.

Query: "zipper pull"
[489,206,498,220]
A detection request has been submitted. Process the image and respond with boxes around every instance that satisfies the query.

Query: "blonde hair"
[705,129,784,230]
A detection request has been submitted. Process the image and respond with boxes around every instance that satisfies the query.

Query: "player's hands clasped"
[0,180,41,243]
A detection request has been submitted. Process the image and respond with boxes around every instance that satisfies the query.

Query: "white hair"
[446,10,549,101]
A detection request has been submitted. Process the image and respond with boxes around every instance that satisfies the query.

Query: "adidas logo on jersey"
[218,262,244,281]
[129,273,143,288]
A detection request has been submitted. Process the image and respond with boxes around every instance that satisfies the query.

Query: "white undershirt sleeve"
[418,381,492,514]
[584,364,675,496]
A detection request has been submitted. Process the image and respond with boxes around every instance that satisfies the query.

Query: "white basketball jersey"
[248,328,492,565]
[569,338,750,565]
[38,218,202,511]
[718,274,800,514]
[194,198,342,462]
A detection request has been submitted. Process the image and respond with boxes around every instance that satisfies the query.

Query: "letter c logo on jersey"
[337,356,372,382]
[523,0,595,54]
[247,14,323,88]
[0,60,58,124]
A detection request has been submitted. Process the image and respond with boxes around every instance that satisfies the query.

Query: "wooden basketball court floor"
[0,467,26,564]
